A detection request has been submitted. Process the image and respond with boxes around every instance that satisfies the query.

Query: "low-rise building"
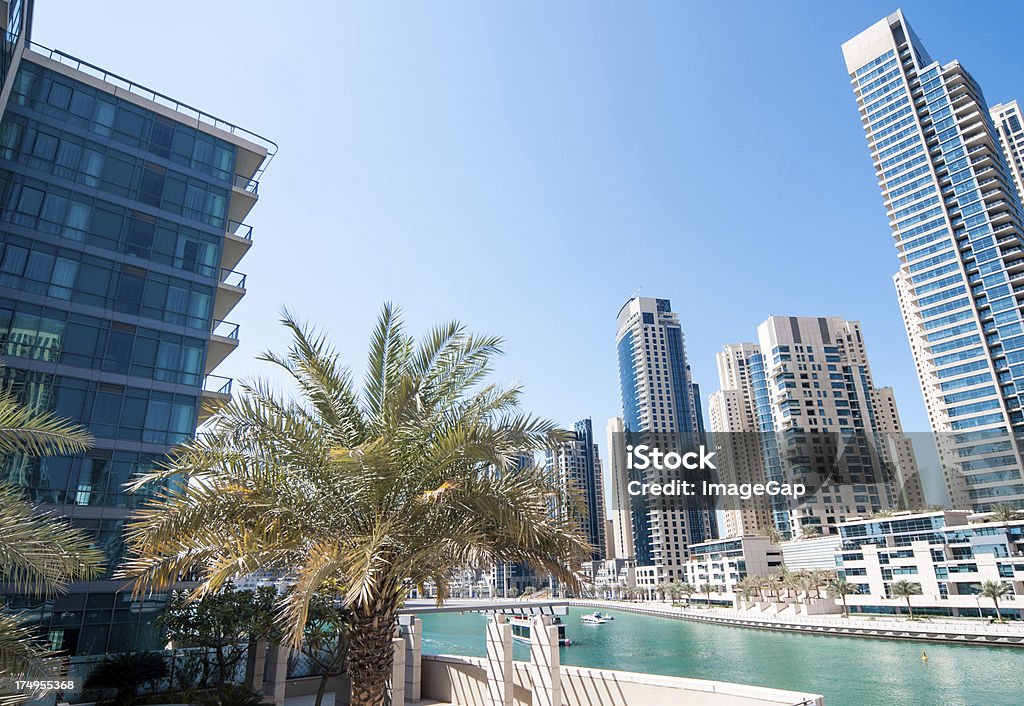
[683,536,783,593]
[836,510,1024,618]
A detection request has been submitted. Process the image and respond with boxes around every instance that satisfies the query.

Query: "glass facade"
[845,12,1024,511]
[0,14,270,655]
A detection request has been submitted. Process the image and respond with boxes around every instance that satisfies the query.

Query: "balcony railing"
[27,41,278,181]
[233,174,260,194]
[227,220,253,240]
[220,268,247,289]
[203,374,233,396]
[211,319,240,340]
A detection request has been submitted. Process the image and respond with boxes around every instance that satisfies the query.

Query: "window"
[114,273,144,315]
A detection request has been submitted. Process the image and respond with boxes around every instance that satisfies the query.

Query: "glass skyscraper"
[546,418,606,561]
[844,12,1024,511]
[613,296,714,585]
[0,1,273,654]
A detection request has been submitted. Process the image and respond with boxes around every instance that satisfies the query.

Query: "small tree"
[159,583,267,688]
[522,586,536,598]
[678,582,695,606]
[828,578,859,618]
[700,583,714,608]
[301,581,351,706]
[979,580,1010,623]
[889,580,922,620]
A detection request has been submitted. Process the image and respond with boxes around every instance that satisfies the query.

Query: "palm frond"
[0,392,92,457]
[0,483,104,596]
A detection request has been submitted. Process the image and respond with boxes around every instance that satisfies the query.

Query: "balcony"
[214,268,247,321]
[206,319,240,374]
[198,374,233,423]
[228,174,260,224]
[222,220,253,272]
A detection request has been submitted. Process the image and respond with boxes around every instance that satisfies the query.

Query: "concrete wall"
[421,654,823,706]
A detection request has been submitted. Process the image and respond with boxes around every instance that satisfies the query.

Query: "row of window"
[1,367,197,446]
[0,170,223,277]
[11,61,237,183]
[0,233,215,331]
[0,301,206,386]
[0,114,230,229]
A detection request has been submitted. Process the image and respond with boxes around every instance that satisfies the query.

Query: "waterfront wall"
[420,654,824,706]
[573,600,1024,647]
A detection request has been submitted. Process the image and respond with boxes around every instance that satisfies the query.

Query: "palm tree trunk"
[994,598,1002,623]
[905,598,914,620]
[842,595,848,618]
[348,603,398,706]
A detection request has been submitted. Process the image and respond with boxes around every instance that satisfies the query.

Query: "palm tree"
[118,307,592,706]
[827,578,859,618]
[678,582,695,606]
[810,569,834,599]
[978,580,1010,623]
[889,580,922,620]
[759,526,783,544]
[734,577,758,603]
[989,504,1021,528]
[700,583,715,608]
[795,573,816,604]
[0,385,99,688]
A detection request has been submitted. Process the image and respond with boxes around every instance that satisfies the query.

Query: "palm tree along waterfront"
[119,306,591,706]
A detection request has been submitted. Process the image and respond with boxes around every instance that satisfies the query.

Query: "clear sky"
[30,2,1024,468]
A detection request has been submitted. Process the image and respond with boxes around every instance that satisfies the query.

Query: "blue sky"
[32,2,1024,458]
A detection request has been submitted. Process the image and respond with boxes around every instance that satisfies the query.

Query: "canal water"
[418,607,1024,706]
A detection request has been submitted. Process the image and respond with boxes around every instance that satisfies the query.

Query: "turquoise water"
[418,607,1024,706]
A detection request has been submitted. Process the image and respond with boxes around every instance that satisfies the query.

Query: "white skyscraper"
[743,316,921,537]
[708,343,773,538]
[605,416,635,561]
[845,12,1024,511]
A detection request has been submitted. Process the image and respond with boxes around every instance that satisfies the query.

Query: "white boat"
[581,612,610,624]
[509,615,572,645]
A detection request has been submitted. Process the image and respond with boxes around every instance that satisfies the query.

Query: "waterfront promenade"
[570,599,1024,646]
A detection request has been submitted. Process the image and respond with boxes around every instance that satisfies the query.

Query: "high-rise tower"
[613,296,714,583]
[844,12,1024,511]
[708,343,773,537]
[547,418,606,561]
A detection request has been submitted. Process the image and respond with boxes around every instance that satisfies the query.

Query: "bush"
[196,684,269,706]
[84,652,170,706]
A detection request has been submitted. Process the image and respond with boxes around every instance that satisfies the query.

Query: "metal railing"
[233,174,259,194]
[202,374,233,396]
[26,41,278,181]
[227,220,253,240]
[219,268,247,289]
[211,320,240,340]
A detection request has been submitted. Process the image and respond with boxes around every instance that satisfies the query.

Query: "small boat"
[581,612,609,624]
[509,615,572,645]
